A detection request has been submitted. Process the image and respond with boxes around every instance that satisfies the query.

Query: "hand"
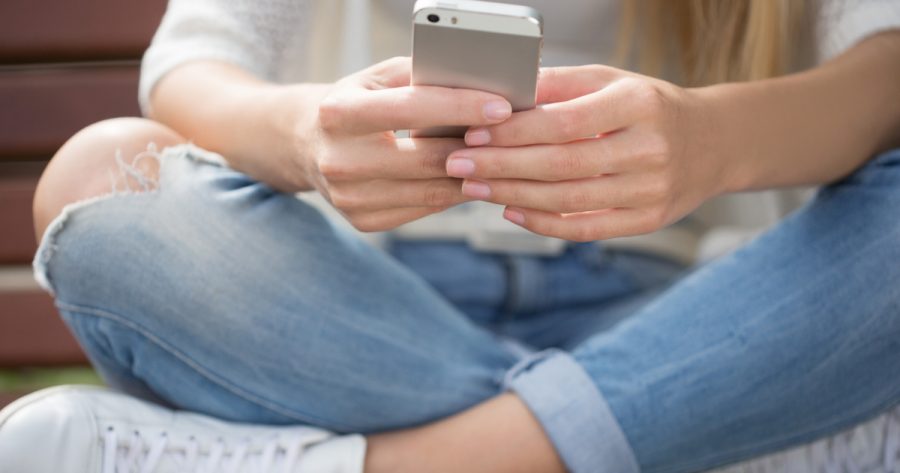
[444,66,727,242]
[294,57,513,232]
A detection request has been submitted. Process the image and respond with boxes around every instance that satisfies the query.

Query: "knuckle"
[327,186,365,211]
[658,175,676,196]
[481,153,508,177]
[642,136,673,167]
[568,224,599,243]
[416,146,445,175]
[422,182,457,207]
[626,79,666,117]
[584,64,605,78]
[347,213,390,233]
[378,89,414,124]
[384,56,408,69]
[393,88,417,111]
[589,64,615,79]
[555,145,585,178]
[555,108,584,141]
[316,97,346,132]
[646,150,671,169]
[644,175,674,201]
[317,155,353,182]
[499,123,524,145]
[560,188,593,212]
[362,57,408,86]
[506,184,530,206]
[451,92,472,124]
[643,207,670,232]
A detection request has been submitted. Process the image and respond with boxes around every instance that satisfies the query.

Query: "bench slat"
[0,290,88,367]
[0,66,141,160]
[0,165,43,264]
[0,0,166,64]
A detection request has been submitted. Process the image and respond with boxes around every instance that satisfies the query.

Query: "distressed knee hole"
[109,143,163,193]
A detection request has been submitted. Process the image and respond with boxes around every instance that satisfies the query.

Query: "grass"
[0,367,103,393]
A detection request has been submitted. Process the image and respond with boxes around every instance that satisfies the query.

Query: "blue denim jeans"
[34,144,900,473]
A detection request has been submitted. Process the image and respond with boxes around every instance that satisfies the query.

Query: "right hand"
[295,57,513,232]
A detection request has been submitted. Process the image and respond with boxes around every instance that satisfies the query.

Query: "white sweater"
[140,0,900,263]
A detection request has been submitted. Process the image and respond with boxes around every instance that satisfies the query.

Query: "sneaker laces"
[102,425,321,473]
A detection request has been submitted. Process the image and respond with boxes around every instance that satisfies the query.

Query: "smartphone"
[411,0,544,137]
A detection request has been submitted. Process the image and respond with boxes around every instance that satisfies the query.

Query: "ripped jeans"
[34,144,900,473]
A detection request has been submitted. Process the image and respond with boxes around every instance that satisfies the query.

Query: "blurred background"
[0,0,168,407]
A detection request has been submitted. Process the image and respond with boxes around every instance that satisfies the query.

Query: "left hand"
[445,65,730,241]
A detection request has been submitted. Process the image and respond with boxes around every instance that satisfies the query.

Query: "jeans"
[34,144,900,473]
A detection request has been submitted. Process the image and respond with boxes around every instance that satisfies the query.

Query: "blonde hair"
[617,0,805,86]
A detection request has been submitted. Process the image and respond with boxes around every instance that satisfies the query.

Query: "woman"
[2,0,899,472]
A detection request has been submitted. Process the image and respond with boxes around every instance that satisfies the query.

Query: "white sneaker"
[0,385,366,473]
[710,405,900,473]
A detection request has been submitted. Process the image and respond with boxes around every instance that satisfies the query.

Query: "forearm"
[149,61,331,192]
[703,31,900,193]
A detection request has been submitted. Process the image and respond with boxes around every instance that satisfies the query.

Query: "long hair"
[617,0,806,85]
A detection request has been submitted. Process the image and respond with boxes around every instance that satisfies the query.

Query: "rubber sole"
[0,385,106,429]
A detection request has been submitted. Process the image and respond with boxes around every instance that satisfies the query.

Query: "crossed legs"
[33,118,900,473]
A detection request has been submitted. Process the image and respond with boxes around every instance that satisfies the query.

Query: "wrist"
[691,83,759,195]
[150,61,336,193]
[265,83,333,192]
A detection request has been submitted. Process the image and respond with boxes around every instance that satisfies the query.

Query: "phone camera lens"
[427,14,440,23]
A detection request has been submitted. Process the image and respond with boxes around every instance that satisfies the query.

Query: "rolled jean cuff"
[503,349,639,473]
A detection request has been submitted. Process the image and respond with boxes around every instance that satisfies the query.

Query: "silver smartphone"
[411,0,544,137]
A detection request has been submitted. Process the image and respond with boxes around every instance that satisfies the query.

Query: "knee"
[33,118,184,240]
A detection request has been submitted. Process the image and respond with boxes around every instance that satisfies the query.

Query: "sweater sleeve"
[816,0,900,63]
[138,0,311,116]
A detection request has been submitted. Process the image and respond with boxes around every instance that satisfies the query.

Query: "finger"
[447,132,639,181]
[329,178,471,211]
[356,56,412,89]
[466,79,638,147]
[320,137,467,181]
[502,207,656,241]
[343,206,448,233]
[461,174,654,214]
[319,86,512,136]
[536,65,625,104]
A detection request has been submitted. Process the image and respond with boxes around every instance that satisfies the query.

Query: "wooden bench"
[0,0,167,406]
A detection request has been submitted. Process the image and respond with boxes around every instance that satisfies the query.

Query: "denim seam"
[807,294,897,374]
[55,300,358,432]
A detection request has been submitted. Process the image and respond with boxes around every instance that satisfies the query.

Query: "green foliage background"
[0,367,102,394]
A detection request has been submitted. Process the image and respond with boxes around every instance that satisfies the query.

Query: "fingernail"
[446,157,475,177]
[504,208,526,225]
[466,128,491,146]
[462,180,491,199]
[483,100,512,121]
